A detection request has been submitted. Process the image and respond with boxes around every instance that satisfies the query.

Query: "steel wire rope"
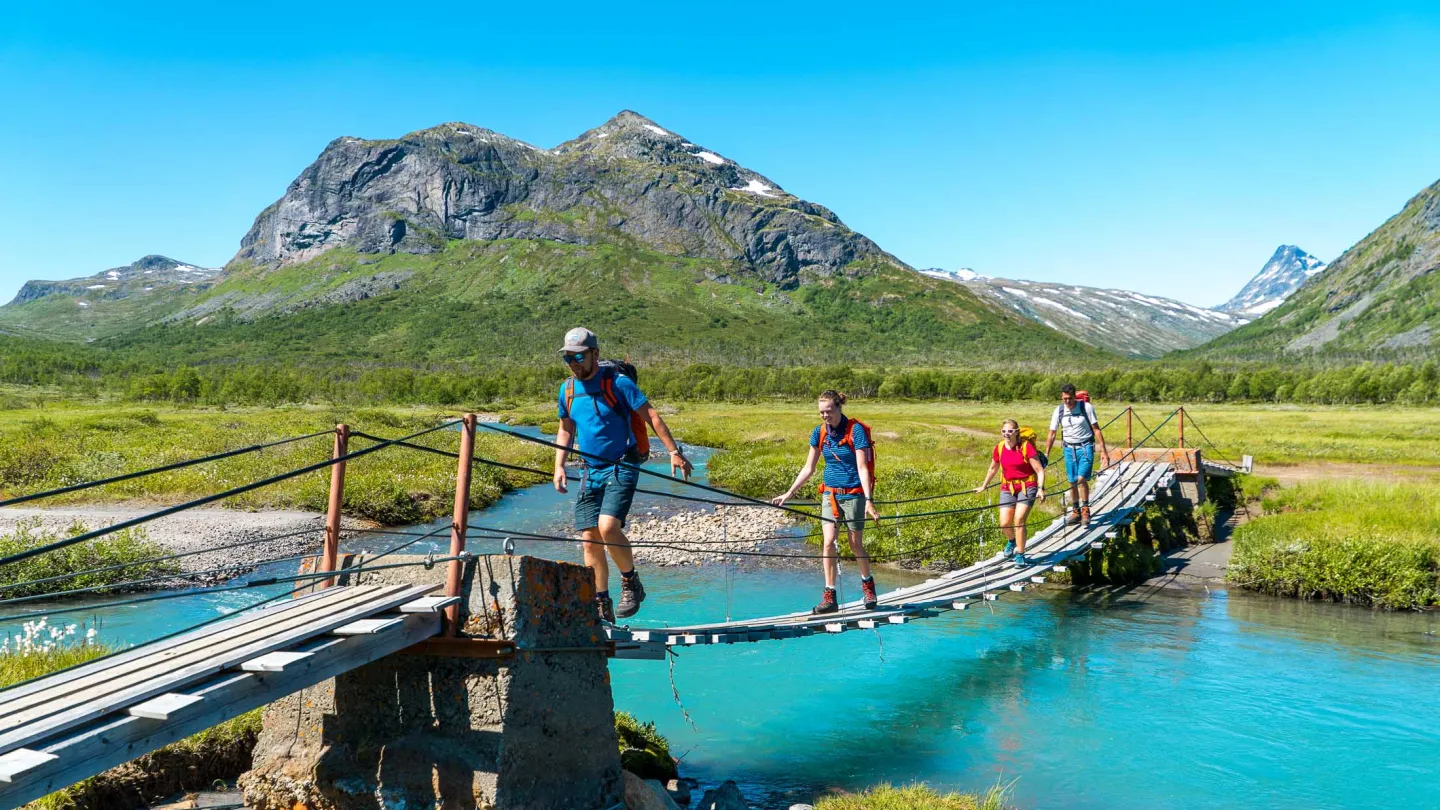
[0,429,336,509]
[472,422,832,522]
[0,549,321,607]
[1181,411,1246,469]
[0,420,462,569]
[0,555,470,624]
[0,526,325,595]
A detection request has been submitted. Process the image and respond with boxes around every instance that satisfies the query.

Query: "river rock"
[696,780,751,810]
[624,771,682,810]
[667,779,692,805]
[626,506,793,567]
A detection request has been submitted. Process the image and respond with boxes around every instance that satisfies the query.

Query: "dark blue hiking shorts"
[574,461,641,532]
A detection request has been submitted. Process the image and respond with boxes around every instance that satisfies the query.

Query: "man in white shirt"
[1044,383,1110,527]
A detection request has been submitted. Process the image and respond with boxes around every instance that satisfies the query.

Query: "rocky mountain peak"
[1218,245,1326,316]
[232,111,880,286]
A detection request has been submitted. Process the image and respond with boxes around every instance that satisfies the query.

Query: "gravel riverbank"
[624,506,804,567]
[0,506,373,580]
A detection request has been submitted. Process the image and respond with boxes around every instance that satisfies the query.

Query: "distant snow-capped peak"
[1219,245,1326,317]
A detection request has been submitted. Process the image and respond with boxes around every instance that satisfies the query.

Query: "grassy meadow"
[0,405,551,525]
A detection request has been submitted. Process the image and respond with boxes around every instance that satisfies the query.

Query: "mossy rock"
[615,712,677,782]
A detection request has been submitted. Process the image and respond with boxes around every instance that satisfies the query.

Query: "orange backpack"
[564,362,650,458]
[818,418,876,493]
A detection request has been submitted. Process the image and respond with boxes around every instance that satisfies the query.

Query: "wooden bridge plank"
[0,585,388,730]
[0,584,436,757]
[0,612,441,810]
[0,588,339,707]
[127,693,204,721]
[0,585,366,721]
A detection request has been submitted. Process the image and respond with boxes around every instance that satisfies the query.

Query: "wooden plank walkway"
[0,583,446,810]
[608,460,1172,652]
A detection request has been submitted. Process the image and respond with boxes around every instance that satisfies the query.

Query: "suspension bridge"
[0,405,1245,808]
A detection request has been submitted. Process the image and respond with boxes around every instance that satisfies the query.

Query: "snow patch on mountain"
[1219,245,1327,317]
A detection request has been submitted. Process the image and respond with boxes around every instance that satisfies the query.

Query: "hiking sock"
[861,575,874,583]
[620,569,637,581]
[596,590,611,601]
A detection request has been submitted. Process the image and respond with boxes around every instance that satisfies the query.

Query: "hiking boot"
[1080,505,1092,527]
[617,573,647,619]
[1003,539,1017,558]
[1065,508,1081,526]
[812,588,839,614]
[861,577,878,610]
[596,595,616,624]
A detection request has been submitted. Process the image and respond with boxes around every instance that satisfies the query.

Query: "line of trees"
[99,360,1440,406]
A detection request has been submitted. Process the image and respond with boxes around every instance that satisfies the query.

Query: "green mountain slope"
[2,111,1104,366]
[0,256,219,341]
[103,238,1098,366]
[1195,178,1440,358]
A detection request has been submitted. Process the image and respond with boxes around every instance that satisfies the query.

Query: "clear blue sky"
[3,1,1439,308]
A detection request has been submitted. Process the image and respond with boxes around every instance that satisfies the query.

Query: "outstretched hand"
[973,485,986,494]
[671,453,694,480]
[865,501,881,522]
[1037,490,1047,503]
[770,494,789,507]
[553,468,568,494]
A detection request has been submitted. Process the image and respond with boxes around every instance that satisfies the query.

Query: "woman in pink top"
[975,419,1047,566]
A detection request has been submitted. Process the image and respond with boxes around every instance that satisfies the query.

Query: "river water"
[5,434,1437,809]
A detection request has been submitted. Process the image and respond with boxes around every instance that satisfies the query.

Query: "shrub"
[0,520,177,598]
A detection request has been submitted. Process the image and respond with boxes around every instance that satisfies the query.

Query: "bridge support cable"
[473,422,832,523]
[0,420,461,571]
[0,429,336,510]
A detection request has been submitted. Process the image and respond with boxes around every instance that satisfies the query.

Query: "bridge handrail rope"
[0,429,336,509]
[0,553,471,626]
[0,420,461,570]
[1180,410,1245,469]
[0,526,324,596]
[473,422,831,522]
[0,548,326,608]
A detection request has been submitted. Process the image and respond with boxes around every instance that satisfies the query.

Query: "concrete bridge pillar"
[240,554,623,810]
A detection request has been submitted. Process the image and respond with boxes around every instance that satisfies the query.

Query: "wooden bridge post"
[445,413,478,634]
[1178,407,1185,449]
[1126,406,1133,448]
[320,424,349,588]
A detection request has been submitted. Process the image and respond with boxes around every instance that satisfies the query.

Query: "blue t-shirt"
[809,418,871,496]
[557,372,648,471]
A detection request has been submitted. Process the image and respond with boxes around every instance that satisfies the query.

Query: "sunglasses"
[562,351,590,364]
[1001,429,1017,435]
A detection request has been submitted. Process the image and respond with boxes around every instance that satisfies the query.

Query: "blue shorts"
[574,458,641,531]
[1063,443,1095,483]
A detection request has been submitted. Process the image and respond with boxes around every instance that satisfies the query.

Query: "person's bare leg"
[582,527,607,593]
[821,521,840,588]
[1013,501,1033,553]
[1078,479,1091,505]
[999,505,1017,545]
[847,529,872,579]
[597,515,634,574]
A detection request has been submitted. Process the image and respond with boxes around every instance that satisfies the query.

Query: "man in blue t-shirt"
[553,327,693,623]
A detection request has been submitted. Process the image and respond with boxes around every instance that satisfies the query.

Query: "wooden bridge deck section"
[0,584,457,810]
[607,460,1174,652]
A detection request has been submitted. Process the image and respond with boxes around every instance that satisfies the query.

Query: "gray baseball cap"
[560,327,598,353]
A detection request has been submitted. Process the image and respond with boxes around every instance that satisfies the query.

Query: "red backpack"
[564,361,650,458]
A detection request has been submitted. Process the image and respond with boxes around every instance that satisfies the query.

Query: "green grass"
[615,711,676,782]
[0,405,552,526]
[1228,480,1440,609]
[0,521,176,597]
[815,782,1012,810]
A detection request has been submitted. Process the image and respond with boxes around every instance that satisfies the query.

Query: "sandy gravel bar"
[0,506,374,577]
[624,505,803,566]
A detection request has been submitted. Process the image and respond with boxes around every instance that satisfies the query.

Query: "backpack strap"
[564,379,576,418]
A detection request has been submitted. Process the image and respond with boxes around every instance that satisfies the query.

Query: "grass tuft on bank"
[0,520,176,598]
[815,782,1012,810]
[1228,479,1440,609]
